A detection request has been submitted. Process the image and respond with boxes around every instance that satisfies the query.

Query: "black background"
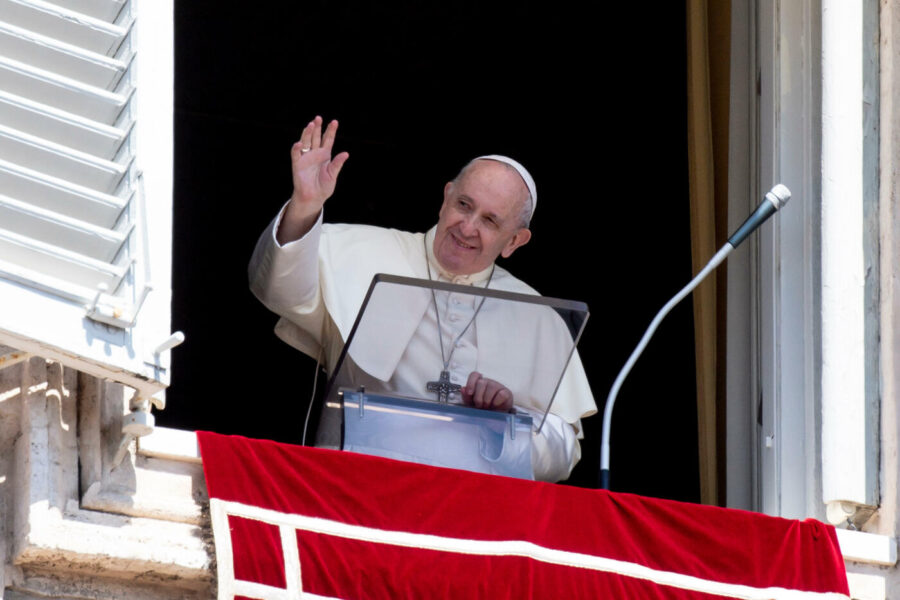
[163,1,699,501]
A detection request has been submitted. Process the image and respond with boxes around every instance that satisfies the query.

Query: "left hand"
[462,372,514,412]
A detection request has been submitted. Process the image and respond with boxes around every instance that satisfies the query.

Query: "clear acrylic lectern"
[314,274,588,480]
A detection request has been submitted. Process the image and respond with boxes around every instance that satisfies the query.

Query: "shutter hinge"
[85,280,152,328]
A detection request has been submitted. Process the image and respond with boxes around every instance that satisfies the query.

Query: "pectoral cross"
[427,370,460,403]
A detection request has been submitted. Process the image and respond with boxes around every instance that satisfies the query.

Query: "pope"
[249,115,597,481]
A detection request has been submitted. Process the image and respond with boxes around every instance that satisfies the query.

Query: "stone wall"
[0,355,212,599]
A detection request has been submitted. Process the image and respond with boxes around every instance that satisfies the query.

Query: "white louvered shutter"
[0,0,175,399]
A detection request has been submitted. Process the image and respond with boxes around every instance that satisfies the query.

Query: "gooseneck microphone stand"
[599,184,791,490]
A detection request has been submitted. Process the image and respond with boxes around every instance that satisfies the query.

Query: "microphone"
[599,184,791,490]
[727,184,791,248]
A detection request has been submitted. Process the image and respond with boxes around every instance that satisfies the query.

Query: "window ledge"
[836,529,898,566]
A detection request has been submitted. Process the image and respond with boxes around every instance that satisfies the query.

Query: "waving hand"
[277,116,349,243]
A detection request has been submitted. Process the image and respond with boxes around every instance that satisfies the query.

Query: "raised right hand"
[277,116,349,244]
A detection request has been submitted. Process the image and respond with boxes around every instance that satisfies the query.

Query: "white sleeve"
[529,411,582,483]
[248,205,328,342]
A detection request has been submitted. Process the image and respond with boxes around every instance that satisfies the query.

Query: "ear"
[500,228,532,258]
[440,181,453,216]
[443,181,454,200]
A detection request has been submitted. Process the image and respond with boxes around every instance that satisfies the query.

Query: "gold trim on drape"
[686,0,730,506]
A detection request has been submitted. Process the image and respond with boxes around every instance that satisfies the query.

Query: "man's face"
[433,161,532,276]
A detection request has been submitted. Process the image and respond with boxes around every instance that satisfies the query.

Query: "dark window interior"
[165,1,699,501]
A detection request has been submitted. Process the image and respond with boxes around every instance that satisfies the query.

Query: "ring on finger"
[300,146,312,154]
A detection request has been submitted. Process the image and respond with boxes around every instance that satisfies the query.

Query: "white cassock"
[249,207,598,482]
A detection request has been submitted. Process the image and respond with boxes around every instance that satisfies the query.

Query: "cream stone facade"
[0,354,211,598]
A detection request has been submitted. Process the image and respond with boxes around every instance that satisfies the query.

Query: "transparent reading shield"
[315,274,589,479]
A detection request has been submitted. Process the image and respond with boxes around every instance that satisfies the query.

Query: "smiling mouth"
[451,233,477,250]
